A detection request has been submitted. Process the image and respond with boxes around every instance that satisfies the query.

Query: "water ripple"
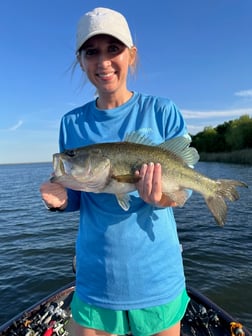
[0,162,251,330]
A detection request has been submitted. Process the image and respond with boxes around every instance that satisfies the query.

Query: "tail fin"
[205,179,248,226]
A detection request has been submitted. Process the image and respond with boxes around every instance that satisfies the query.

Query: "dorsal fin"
[159,136,200,166]
[124,131,154,145]
[124,132,199,166]
[159,136,191,152]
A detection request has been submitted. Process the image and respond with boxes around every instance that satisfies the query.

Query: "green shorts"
[71,289,190,336]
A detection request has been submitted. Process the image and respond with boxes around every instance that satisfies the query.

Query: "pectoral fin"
[112,174,141,183]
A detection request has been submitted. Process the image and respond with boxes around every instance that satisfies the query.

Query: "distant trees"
[191,115,252,153]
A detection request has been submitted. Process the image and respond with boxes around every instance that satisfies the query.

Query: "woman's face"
[78,35,136,96]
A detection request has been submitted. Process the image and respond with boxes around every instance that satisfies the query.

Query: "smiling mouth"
[97,72,115,79]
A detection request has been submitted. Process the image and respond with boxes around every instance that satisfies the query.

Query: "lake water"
[0,162,251,330]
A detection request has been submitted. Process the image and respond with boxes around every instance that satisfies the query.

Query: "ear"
[77,54,85,72]
[129,46,137,66]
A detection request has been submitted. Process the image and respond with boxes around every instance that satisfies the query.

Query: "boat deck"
[0,282,250,336]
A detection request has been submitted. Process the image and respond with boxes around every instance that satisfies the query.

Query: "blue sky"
[1,0,252,164]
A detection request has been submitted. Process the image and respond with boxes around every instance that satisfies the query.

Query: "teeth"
[99,73,113,78]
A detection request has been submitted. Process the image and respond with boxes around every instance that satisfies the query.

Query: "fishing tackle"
[230,322,245,336]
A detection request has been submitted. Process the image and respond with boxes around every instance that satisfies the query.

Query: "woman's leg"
[73,321,117,336]
[154,321,180,336]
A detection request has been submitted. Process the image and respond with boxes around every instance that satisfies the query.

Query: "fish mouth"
[50,156,66,182]
[59,158,66,174]
[52,154,92,181]
[52,155,72,178]
[52,155,65,175]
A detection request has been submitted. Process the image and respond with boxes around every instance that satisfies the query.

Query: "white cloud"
[67,102,79,108]
[181,108,252,119]
[187,124,206,134]
[8,120,23,131]
[234,89,252,97]
[182,108,252,135]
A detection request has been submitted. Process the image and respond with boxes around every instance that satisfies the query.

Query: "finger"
[137,163,148,195]
[142,162,155,198]
[152,163,162,196]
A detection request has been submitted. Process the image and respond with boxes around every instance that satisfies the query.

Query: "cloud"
[67,102,79,108]
[234,89,252,97]
[9,120,23,131]
[187,124,206,134]
[181,108,252,119]
[182,108,252,135]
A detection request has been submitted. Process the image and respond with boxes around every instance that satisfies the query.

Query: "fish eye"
[64,150,76,157]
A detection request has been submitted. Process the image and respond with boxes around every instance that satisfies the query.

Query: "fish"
[51,132,248,226]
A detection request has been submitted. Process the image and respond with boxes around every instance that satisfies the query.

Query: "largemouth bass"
[51,133,247,226]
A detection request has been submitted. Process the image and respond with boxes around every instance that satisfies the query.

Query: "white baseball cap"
[76,7,133,53]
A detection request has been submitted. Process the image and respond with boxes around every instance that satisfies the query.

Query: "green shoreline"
[199,148,252,165]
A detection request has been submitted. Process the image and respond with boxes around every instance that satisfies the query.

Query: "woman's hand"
[135,162,177,207]
[40,181,68,210]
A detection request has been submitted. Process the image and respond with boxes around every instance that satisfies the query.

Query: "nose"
[97,53,111,67]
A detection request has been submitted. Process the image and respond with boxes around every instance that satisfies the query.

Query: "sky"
[0,0,252,164]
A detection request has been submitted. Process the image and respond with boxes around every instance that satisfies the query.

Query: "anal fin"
[164,189,191,207]
[116,193,131,211]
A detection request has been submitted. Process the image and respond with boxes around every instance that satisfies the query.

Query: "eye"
[108,44,125,55]
[108,45,119,52]
[64,150,76,157]
[85,48,98,56]
[80,48,98,58]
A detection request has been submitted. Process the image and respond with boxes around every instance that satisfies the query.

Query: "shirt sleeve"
[164,101,189,140]
[58,116,81,212]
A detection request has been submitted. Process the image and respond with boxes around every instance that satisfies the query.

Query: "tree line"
[191,115,252,153]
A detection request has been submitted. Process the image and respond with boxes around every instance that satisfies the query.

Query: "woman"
[40,7,190,336]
